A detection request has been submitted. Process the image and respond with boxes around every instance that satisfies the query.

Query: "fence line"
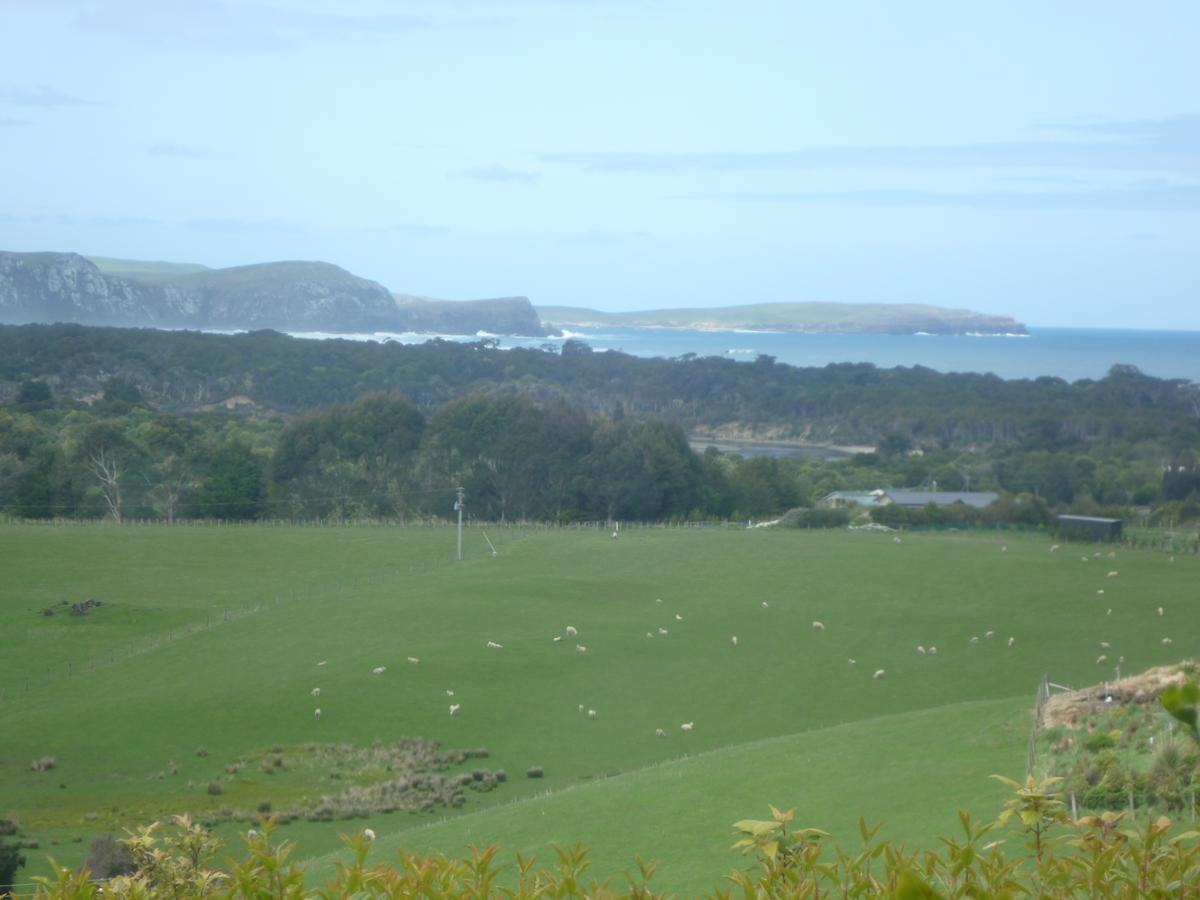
[1026,674,1051,779]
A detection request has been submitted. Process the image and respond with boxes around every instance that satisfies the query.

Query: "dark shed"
[1057,515,1123,542]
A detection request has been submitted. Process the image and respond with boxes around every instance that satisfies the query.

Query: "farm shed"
[1057,514,1122,542]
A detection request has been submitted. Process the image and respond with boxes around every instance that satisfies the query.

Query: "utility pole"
[455,486,464,561]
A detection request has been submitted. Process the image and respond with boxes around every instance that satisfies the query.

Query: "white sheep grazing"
[873,669,886,680]
[578,704,585,712]
[761,601,769,608]
[1096,655,1108,665]
[575,644,588,653]
[1050,544,1060,552]
[1100,641,1110,649]
[970,636,979,644]
[655,598,662,604]
[486,641,503,649]
[680,721,694,732]
[928,646,938,655]
[655,728,666,738]
[372,666,386,675]
[1082,556,1089,562]
[1001,546,1008,553]
[675,613,684,621]
[1007,637,1015,647]
[587,709,597,719]
[311,687,321,697]
[1162,637,1173,645]
[449,703,460,716]
[893,536,902,544]
[1107,571,1118,578]
[612,531,619,538]
[812,621,825,631]
[1107,609,1113,615]
[848,658,856,665]
[314,708,322,720]
[1158,607,1164,616]
[646,631,654,638]
[1098,589,1105,595]
[407,656,420,665]
[566,625,578,637]
[731,635,739,646]
[1169,556,1175,563]
[446,689,455,696]
[1093,551,1102,558]
[984,630,994,639]
[658,627,669,635]
[364,829,376,842]
[317,660,328,667]
[917,645,926,655]
[553,635,563,642]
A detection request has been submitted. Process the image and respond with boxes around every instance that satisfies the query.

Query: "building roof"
[1057,515,1122,524]
[885,491,1000,509]
[822,490,889,507]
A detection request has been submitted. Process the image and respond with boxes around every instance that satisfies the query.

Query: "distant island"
[0,251,549,336]
[0,249,1025,338]
[537,302,1027,336]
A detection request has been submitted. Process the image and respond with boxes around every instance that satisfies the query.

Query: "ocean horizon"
[287,325,1200,383]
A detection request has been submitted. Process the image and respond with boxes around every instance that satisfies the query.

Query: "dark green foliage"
[14,379,52,411]
[194,440,265,520]
[0,836,25,894]
[83,834,136,879]
[777,507,851,528]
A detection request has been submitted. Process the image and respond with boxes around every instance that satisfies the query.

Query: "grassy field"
[1,523,1195,892]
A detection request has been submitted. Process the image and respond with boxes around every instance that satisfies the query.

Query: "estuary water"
[289,326,1200,383]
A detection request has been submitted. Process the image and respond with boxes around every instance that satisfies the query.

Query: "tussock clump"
[84,835,135,879]
[41,607,55,616]
[207,781,223,796]
[31,756,57,772]
[0,820,18,837]
[195,746,208,758]
[256,800,271,814]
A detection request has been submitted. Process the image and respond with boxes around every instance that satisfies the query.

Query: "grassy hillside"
[536,301,1027,334]
[85,256,211,281]
[0,525,1193,889]
[156,260,374,291]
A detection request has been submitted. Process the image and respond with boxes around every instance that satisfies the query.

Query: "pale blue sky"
[2,1,1197,328]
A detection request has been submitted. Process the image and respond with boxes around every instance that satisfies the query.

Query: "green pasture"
[0,524,1195,891]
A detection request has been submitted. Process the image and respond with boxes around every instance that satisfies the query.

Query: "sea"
[289,326,1200,384]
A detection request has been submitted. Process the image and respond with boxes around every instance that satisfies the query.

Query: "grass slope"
[310,696,1028,894]
[1,525,1194,884]
[84,256,211,281]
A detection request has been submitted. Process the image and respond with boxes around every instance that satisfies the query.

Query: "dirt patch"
[1042,664,1191,729]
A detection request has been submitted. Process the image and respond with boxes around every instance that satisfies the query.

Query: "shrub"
[1085,731,1116,751]
[195,747,208,758]
[779,507,851,529]
[83,835,135,879]
[0,821,16,837]
[206,781,223,796]
[256,800,271,814]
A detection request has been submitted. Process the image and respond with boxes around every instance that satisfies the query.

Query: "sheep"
[1158,606,1165,616]
[970,636,979,644]
[812,620,825,631]
[575,644,588,653]
[928,646,937,655]
[364,829,376,842]
[1107,609,1112,615]
[1097,589,1105,595]
[486,641,503,649]
[1107,551,1116,559]
[1093,551,1102,558]
[578,704,585,712]
[407,656,420,665]
[1107,571,1119,578]
[1096,655,1108,665]
[675,613,684,621]
[446,689,455,696]
[1007,637,1015,647]
[553,635,563,642]
[917,645,926,655]
[1050,544,1060,552]
[372,666,386,675]
[984,630,994,639]
[1169,556,1175,563]
[655,728,665,738]
[655,598,663,604]
[317,660,328,667]
[449,703,460,716]
[848,658,856,665]
[893,537,902,544]
[612,531,619,539]
[314,708,322,720]
[566,626,578,637]
[681,722,694,732]
[1162,637,1173,645]
[587,709,597,719]
[1082,556,1090,562]
[311,687,321,697]
[873,669,886,680]
[731,635,739,646]
[1001,546,1008,553]
[1099,641,1110,649]
[761,601,769,608]
[658,627,669,635]
[646,631,654,638]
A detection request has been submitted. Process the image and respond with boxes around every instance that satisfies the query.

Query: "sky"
[1,0,1198,329]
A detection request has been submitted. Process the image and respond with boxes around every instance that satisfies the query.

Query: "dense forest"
[1,323,1198,525]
